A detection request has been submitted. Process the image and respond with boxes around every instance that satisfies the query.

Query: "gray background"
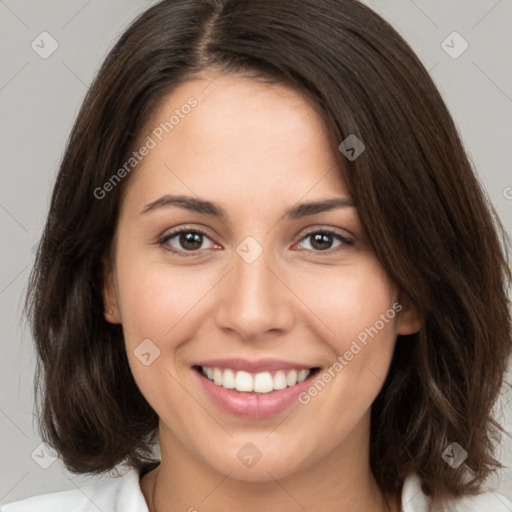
[1,0,511,505]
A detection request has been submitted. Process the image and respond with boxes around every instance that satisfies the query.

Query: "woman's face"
[104,72,420,481]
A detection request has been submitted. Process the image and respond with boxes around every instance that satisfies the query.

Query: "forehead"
[122,73,349,214]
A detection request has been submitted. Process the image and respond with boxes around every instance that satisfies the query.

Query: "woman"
[3,0,511,511]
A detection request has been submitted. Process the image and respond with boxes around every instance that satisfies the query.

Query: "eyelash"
[158,226,353,258]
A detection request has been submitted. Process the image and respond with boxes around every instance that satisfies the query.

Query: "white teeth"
[254,372,274,393]
[213,368,223,385]
[200,366,312,393]
[273,370,288,390]
[223,369,236,389]
[286,369,297,386]
[297,369,309,383]
[235,371,253,392]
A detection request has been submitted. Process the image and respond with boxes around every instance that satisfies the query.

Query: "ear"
[396,291,424,335]
[102,256,122,324]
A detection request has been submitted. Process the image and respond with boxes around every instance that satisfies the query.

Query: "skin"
[103,71,422,512]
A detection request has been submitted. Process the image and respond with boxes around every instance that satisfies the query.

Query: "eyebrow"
[140,194,355,220]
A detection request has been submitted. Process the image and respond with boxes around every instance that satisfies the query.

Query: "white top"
[1,468,511,511]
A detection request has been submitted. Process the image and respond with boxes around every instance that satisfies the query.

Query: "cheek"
[294,258,399,417]
[114,251,205,415]
[115,245,214,346]
[291,257,398,347]
[291,257,400,412]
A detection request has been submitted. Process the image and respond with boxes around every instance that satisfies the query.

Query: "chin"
[198,437,318,482]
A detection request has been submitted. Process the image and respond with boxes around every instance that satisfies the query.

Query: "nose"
[214,242,295,342]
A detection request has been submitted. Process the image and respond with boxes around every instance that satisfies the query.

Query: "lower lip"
[194,369,317,419]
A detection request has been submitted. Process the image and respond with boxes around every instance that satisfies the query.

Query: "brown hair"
[25,0,511,508]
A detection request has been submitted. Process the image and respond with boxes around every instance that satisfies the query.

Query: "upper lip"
[194,358,317,373]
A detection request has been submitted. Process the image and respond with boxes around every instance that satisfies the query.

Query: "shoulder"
[402,473,512,512]
[0,468,148,512]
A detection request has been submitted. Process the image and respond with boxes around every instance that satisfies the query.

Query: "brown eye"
[297,230,352,253]
[160,228,216,256]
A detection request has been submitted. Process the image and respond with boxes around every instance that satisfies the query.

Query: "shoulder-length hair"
[25,0,511,507]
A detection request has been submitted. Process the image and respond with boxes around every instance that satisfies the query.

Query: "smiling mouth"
[193,365,321,394]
